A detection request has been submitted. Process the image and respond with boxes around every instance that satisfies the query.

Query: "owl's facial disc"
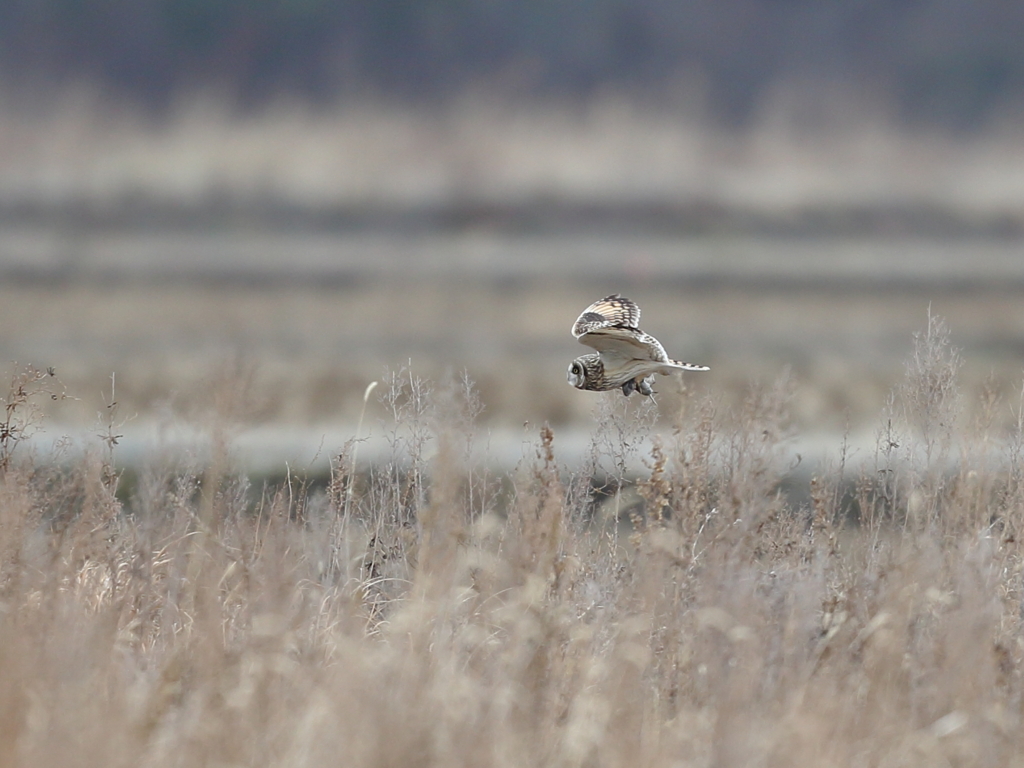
[567,360,585,388]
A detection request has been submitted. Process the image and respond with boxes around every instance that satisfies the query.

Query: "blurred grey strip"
[22,421,995,482]
[1,230,1023,290]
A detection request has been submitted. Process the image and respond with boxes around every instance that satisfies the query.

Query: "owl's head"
[567,356,599,389]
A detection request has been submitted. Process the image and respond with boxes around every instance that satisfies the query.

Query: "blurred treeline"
[2,0,1022,129]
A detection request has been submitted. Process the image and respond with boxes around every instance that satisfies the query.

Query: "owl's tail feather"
[666,359,710,373]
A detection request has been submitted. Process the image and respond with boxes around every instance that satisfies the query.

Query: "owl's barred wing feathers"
[571,294,640,338]
[573,294,655,360]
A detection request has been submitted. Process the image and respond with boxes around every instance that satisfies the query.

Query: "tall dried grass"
[0,319,1022,767]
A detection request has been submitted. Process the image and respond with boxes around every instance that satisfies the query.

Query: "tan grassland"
[0,315,1023,767]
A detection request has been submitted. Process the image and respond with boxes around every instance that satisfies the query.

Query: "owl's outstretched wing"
[573,294,661,362]
[571,294,640,338]
[572,294,710,371]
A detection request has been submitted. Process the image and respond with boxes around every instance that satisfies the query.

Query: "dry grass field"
[1,314,1024,767]
[3,92,1024,766]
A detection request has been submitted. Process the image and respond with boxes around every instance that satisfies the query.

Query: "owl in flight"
[567,295,709,397]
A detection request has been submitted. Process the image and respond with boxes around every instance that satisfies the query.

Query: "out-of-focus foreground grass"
[0,316,1022,767]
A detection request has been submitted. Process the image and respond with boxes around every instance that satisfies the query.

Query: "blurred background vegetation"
[2,0,1023,467]
[3,0,1023,130]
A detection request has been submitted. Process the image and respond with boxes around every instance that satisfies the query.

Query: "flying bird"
[567,294,708,397]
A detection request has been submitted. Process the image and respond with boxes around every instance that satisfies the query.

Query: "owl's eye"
[572,364,581,374]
